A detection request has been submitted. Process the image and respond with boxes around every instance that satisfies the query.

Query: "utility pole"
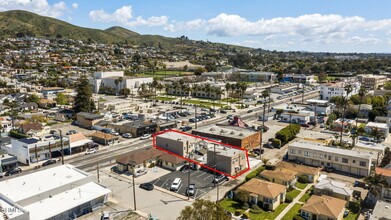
[186,141,191,200]
[302,83,305,104]
[49,142,52,159]
[34,144,38,164]
[314,103,317,126]
[97,162,100,183]
[59,129,64,165]
[195,105,198,129]
[132,166,137,210]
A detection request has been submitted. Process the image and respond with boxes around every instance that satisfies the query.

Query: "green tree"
[178,199,230,220]
[74,76,94,113]
[365,173,389,197]
[340,85,353,144]
[55,93,68,105]
[384,81,391,90]
[26,93,40,104]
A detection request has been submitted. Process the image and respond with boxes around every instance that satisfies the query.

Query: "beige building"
[237,178,287,211]
[288,141,373,177]
[276,161,321,183]
[155,132,198,157]
[116,147,163,174]
[358,74,388,90]
[259,168,297,186]
[206,145,247,176]
[300,195,347,220]
[76,112,104,129]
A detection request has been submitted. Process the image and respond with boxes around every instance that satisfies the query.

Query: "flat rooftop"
[157,131,199,143]
[371,200,391,220]
[207,144,243,157]
[193,125,257,139]
[289,141,373,160]
[24,182,110,220]
[0,165,89,202]
[0,196,26,219]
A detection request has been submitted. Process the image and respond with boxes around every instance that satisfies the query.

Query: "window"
[320,155,323,159]
[313,153,317,158]
[342,158,349,163]
[360,161,367,167]
[290,149,296,154]
[353,160,356,163]
[335,156,338,162]
[328,155,331,160]
[298,150,302,154]
[304,151,309,156]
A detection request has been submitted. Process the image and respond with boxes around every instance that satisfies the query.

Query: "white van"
[170,178,182,191]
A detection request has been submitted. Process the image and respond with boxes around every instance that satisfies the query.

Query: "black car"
[263,143,273,149]
[247,110,253,113]
[42,159,57,166]
[179,165,191,172]
[253,148,264,155]
[139,182,154,191]
[5,167,22,176]
[220,110,227,114]
[212,174,229,183]
[181,126,192,132]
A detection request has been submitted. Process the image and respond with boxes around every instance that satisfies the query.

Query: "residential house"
[259,168,297,186]
[19,122,50,137]
[192,125,261,150]
[0,117,12,133]
[332,118,355,132]
[280,111,313,124]
[375,167,391,200]
[76,112,104,129]
[18,102,38,112]
[237,178,287,211]
[374,116,391,132]
[353,104,372,118]
[365,122,389,138]
[38,98,56,109]
[314,179,353,201]
[40,87,65,98]
[288,141,373,177]
[276,161,321,183]
[157,152,187,171]
[0,149,18,173]
[300,195,347,220]
[258,112,275,122]
[116,147,163,174]
[90,132,119,146]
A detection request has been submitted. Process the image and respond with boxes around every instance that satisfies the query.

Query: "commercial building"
[314,179,353,201]
[8,135,70,165]
[0,164,110,220]
[0,149,18,173]
[288,141,373,177]
[279,111,314,124]
[108,120,176,137]
[40,87,65,98]
[90,132,119,146]
[155,132,198,157]
[116,147,163,174]
[92,71,153,93]
[237,178,287,211]
[271,84,298,94]
[283,74,317,85]
[76,112,104,129]
[206,144,247,176]
[237,71,277,82]
[300,195,347,220]
[357,74,388,90]
[192,125,260,150]
[320,81,360,100]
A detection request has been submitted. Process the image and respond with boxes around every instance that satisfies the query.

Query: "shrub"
[294,215,305,220]
[234,210,242,216]
[298,175,309,184]
[241,212,250,219]
[251,204,261,210]
[148,162,155,168]
[9,129,28,139]
[271,138,281,148]
[235,190,250,203]
[275,124,301,144]
[285,195,293,203]
[265,164,276,170]
[241,202,250,210]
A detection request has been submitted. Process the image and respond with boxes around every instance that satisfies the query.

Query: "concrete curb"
[154,185,195,202]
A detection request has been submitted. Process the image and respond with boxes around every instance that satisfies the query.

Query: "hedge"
[298,175,309,184]
[9,130,28,139]
[275,124,301,144]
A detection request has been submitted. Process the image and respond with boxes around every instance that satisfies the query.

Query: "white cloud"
[89,6,133,24]
[0,0,73,18]
[343,36,381,45]
[71,3,78,9]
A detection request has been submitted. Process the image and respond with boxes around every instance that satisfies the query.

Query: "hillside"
[105,26,140,38]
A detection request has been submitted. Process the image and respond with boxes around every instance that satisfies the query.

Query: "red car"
[300,123,310,128]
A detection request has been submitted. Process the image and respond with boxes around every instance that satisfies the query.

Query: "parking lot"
[152,169,222,199]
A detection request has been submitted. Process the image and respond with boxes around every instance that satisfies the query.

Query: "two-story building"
[76,112,105,129]
[314,179,353,201]
[206,144,247,176]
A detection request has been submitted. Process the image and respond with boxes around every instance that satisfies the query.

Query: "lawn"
[344,211,359,220]
[249,203,289,220]
[137,70,194,77]
[221,98,238,103]
[155,96,176,101]
[287,189,301,200]
[182,99,226,108]
[295,182,308,190]
[281,203,303,220]
[219,199,244,214]
[344,202,360,220]
[298,191,312,203]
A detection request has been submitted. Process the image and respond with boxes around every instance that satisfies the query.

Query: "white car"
[170,178,182,191]
[122,133,132,138]
[85,148,97,155]
[140,134,151,140]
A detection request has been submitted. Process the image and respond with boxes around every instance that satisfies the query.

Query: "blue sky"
[1,0,391,53]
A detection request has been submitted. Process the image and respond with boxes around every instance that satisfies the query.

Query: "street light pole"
[186,142,191,200]
[132,166,137,210]
[59,129,64,165]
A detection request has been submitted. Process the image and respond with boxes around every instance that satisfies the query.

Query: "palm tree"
[114,79,119,95]
[340,85,353,144]
[365,173,389,199]
[240,83,248,103]
[156,83,164,97]
[230,83,236,103]
[192,84,200,97]
[118,77,123,92]
[179,79,185,108]
[371,127,383,143]
[260,89,270,159]
[225,83,231,106]
[355,86,367,127]
[151,78,159,103]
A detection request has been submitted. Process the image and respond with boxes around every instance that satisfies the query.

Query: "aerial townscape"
[1,1,391,220]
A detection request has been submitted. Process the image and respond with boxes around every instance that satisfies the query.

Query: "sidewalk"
[274,183,313,220]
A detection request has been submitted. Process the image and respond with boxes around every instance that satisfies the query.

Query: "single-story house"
[116,147,163,174]
[237,178,287,211]
[374,116,391,132]
[90,132,119,146]
[365,122,389,138]
[375,167,391,200]
[332,118,355,132]
[259,168,297,186]
[19,122,50,137]
[18,102,38,112]
[157,152,187,171]
[276,161,321,183]
[38,98,57,109]
[353,104,372,118]
[300,195,347,220]
[314,179,353,201]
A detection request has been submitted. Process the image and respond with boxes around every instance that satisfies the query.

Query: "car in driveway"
[212,174,228,184]
[5,167,22,176]
[101,211,111,220]
[253,148,264,155]
[85,148,97,155]
[122,133,132,138]
[134,168,148,177]
[170,178,182,191]
[140,134,151,140]
[42,159,57,166]
[186,184,195,196]
[247,110,253,113]
[139,182,154,191]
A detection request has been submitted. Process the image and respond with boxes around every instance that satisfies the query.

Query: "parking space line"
[191,171,201,176]
[152,178,160,185]
[177,184,183,192]
[161,179,169,188]
[196,172,207,178]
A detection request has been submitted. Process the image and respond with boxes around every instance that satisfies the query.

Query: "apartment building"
[155,132,198,157]
[320,81,360,100]
[92,71,153,93]
[358,74,388,90]
[288,141,373,177]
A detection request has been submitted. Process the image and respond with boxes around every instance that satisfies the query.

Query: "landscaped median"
[182,99,226,108]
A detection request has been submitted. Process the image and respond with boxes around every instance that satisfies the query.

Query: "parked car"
[66,130,77,135]
[252,148,264,155]
[220,110,227,114]
[189,118,196,123]
[110,131,119,136]
[186,184,195,196]
[323,166,335,173]
[140,134,151,140]
[263,143,273,149]
[227,115,233,120]
[212,174,229,183]
[247,110,253,113]
[139,182,154,191]
[5,167,22,176]
[101,211,111,220]
[42,159,57,166]
[319,124,325,128]
[300,123,310,128]
[134,168,148,177]
[179,165,191,172]
[85,148,97,155]
[170,178,182,191]
[122,133,132,138]
[343,210,349,218]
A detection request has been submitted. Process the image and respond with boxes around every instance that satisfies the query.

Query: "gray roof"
[192,125,257,139]
[315,179,353,196]
[77,112,104,120]
[289,141,373,160]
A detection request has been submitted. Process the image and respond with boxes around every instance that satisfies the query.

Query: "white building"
[0,165,110,220]
[92,71,153,94]
[280,111,314,124]
[320,81,361,100]
[365,122,389,138]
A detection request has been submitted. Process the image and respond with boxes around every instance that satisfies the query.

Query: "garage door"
[312,160,320,167]
[305,158,312,165]
[341,165,349,173]
[351,167,359,176]
[360,169,369,177]
[332,163,342,171]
